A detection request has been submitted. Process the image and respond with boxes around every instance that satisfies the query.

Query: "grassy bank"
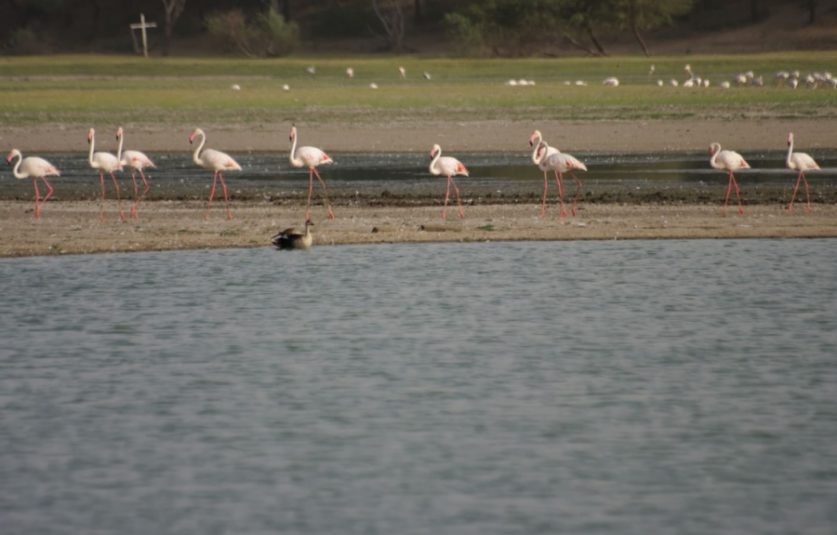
[1,52,836,125]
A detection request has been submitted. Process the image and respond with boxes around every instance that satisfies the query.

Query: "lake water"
[1,239,836,534]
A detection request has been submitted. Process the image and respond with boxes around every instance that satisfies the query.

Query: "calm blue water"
[2,239,836,534]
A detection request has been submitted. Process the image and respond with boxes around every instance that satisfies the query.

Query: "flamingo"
[785,132,819,213]
[5,149,60,220]
[88,128,125,222]
[115,127,155,218]
[533,140,588,218]
[271,219,314,250]
[428,144,468,220]
[528,130,560,217]
[188,127,241,220]
[709,142,750,216]
[288,125,335,220]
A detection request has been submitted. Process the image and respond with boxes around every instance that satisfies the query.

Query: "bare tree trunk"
[160,0,187,56]
[632,24,649,56]
[585,23,608,56]
[807,0,817,24]
[372,0,406,52]
[627,0,649,56]
[561,31,600,56]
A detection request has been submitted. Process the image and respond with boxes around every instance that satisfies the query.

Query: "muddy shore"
[2,201,835,258]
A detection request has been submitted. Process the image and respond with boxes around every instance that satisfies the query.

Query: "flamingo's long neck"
[88,132,97,168]
[289,132,303,167]
[192,131,206,166]
[429,148,442,175]
[10,152,25,179]
[116,132,124,163]
[786,138,794,169]
[531,138,544,166]
[709,145,721,170]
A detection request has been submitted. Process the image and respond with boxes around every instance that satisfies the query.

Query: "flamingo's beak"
[188,133,194,144]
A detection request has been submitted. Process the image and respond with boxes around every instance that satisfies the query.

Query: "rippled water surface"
[2,239,836,534]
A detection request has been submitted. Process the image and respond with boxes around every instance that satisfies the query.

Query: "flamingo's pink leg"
[139,169,150,197]
[205,171,218,220]
[306,169,314,221]
[722,171,733,215]
[110,172,125,221]
[41,177,54,206]
[570,172,583,216]
[730,173,744,216]
[441,175,452,220]
[99,171,106,223]
[802,172,812,213]
[312,167,335,220]
[554,170,567,219]
[787,170,803,212]
[540,170,548,218]
[129,170,140,218]
[452,179,464,219]
[32,178,41,219]
[218,172,232,220]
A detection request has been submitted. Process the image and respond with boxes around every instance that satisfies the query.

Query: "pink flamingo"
[709,142,750,216]
[116,127,155,218]
[288,125,335,220]
[6,149,60,220]
[88,128,125,222]
[189,128,241,220]
[532,138,588,218]
[528,130,560,217]
[785,132,819,213]
[429,144,469,220]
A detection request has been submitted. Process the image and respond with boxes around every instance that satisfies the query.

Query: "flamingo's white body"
[533,139,588,218]
[116,127,155,218]
[528,130,560,217]
[785,132,819,213]
[289,125,335,220]
[429,144,469,220]
[189,127,241,220]
[709,142,750,216]
[6,149,60,219]
[88,128,125,222]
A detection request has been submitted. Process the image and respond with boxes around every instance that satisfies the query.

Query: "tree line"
[1,0,824,56]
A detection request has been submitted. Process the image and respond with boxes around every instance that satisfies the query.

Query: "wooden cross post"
[129,13,157,58]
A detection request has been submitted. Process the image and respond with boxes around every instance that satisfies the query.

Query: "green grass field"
[1,52,836,125]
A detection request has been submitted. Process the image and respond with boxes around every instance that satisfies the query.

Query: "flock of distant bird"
[5,123,822,230]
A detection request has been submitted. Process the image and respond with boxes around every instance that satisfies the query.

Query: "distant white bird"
[398,66,407,79]
[282,84,290,91]
[709,142,750,216]
[115,126,155,219]
[428,144,468,220]
[720,81,731,89]
[289,125,335,221]
[423,71,432,80]
[789,78,799,89]
[574,80,588,86]
[670,79,679,87]
[369,82,379,89]
[5,148,60,219]
[306,65,316,75]
[230,84,241,91]
[702,79,711,88]
[649,64,656,76]
[774,71,789,86]
[271,219,314,250]
[517,79,529,86]
[683,78,695,88]
[87,128,125,222]
[656,79,664,87]
[346,67,354,79]
[734,73,748,86]
[189,127,242,220]
[602,77,619,87]
[506,79,518,86]
[785,132,819,213]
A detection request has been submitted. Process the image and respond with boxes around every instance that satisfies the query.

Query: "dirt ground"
[2,200,835,258]
[4,118,837,154]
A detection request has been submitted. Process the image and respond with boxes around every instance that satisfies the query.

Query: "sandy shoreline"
[2,200,835,258]
[4,118,837,153]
